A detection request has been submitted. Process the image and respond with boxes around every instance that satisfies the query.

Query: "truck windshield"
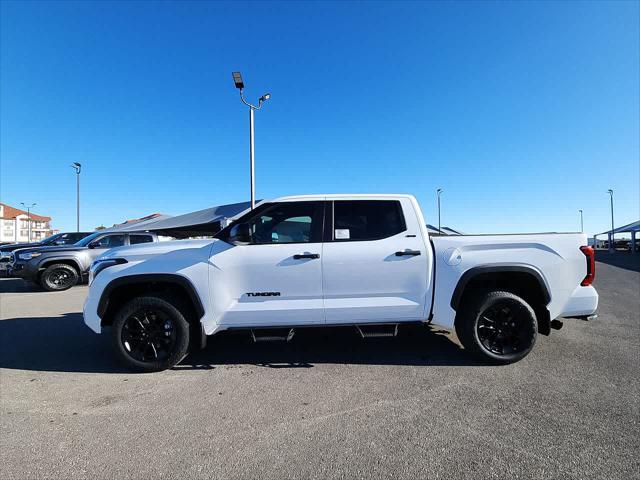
[40,233,63,244]
[75,231,103,247]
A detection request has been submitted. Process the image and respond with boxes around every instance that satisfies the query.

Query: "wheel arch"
[38,257,82,276]
[451,265,552,335]
[97,274,205,327]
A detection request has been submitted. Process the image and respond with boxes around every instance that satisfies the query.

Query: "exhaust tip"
[550,319,564,330]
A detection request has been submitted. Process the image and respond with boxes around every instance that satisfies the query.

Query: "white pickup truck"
[83,194,598,372]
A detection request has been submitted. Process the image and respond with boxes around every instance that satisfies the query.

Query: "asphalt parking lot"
[1,252,638,479]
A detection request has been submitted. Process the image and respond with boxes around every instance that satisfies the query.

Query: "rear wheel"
[455,290,537,364]
[40,263,79,291]
[111,296,190,372]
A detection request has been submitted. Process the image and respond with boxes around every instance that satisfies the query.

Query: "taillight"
[580,246,595,286]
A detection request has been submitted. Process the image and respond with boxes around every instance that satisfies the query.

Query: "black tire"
[40,263,79,291]
[111,296,190,372]
[455,290,537,364]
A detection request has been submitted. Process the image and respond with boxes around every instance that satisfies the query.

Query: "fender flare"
[97,273,205,319]
[450,264,551,310]
[37,256,83,275]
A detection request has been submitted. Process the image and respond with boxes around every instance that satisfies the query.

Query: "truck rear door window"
[333,200,406,241]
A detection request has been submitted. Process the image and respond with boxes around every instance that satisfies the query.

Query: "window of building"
[332,200,406,241]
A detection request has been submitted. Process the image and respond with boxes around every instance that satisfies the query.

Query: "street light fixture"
[579,209,584,233]
[20,202,37,241]
[71,163,81,231]
[436,188,444,234]
[232,72,271,209]
[607,189,614,251]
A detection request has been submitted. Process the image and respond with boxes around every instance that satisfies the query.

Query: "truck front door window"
[93,235,125,248]
[246,203,320,244]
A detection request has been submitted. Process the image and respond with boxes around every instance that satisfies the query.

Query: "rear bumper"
[561,285,599,318]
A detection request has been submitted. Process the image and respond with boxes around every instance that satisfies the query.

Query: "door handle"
[395,250,421,256]
[293,253,320,259]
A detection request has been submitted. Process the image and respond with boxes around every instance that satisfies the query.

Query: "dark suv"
[0,232,91,276]
[8,231,158,291]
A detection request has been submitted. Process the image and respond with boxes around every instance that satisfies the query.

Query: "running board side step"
[356,324,399,338]
[251,328,295,343]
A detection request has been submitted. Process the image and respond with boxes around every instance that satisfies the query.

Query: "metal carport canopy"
[594,220,640,253]
[131,201,252,238]
[595,220,640,236]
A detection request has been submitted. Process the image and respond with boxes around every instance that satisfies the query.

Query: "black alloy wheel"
[111,296,191,372]
[455,290,537,364]
[121,308,177,363]
[476,302,531,355]
[41,263,79,291]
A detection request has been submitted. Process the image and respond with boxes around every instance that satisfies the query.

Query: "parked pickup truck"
[9,231,159,291]
[83,194,598,372]
[0,231,91,276]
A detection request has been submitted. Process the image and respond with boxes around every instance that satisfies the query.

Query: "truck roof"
[272,193,416,202]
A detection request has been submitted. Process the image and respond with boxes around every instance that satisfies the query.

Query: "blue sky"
[1,0,638,236]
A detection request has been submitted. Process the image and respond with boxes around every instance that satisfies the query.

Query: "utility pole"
[71,163,81,231]
[607,189,614,251]
[232,72,271,209]
[437,188,444,233]
[579,209,584,233]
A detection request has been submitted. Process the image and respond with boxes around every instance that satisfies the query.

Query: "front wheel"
[455,290,537,364]
[111,296,191,372]
[40,263,79,291]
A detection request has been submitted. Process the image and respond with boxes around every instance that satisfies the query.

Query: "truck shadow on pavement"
[181,324,483,370]
[0,314,483,373]
[0,278,43,293]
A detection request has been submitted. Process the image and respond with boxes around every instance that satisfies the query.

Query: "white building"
[0,203,55,244]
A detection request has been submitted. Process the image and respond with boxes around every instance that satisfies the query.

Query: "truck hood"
[98,239,215,261]
[10,245,88,255]
[0,242,44,253]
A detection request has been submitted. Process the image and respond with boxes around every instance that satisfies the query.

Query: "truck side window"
[93,235,125,248]
[333,200,406,241]
[130,234,154,245]
[247,202,322,244]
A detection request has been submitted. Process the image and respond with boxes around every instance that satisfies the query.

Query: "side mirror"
[228,223,251,244]
[87,241,99,249]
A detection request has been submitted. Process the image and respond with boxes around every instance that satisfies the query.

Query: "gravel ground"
[1,252,638,479]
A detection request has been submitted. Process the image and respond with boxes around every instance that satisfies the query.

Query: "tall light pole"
[232,72,271,209]
[20,202,36,241]
[437,188,444,233]
[71,163,81,231]
[607,189,614,251]
[579,209,584,233]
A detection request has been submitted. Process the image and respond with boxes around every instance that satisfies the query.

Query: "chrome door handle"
[293,253,320,259]
[395,250,421,256]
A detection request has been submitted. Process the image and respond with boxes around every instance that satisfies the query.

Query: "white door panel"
[322,197,430,323]
[323,235,428,322]
[210,242,324,326]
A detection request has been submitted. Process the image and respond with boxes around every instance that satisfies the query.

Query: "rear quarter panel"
[431,233,591,329]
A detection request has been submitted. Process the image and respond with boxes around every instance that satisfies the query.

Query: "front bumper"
[83,279,105,334]
[7,260,36,280]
